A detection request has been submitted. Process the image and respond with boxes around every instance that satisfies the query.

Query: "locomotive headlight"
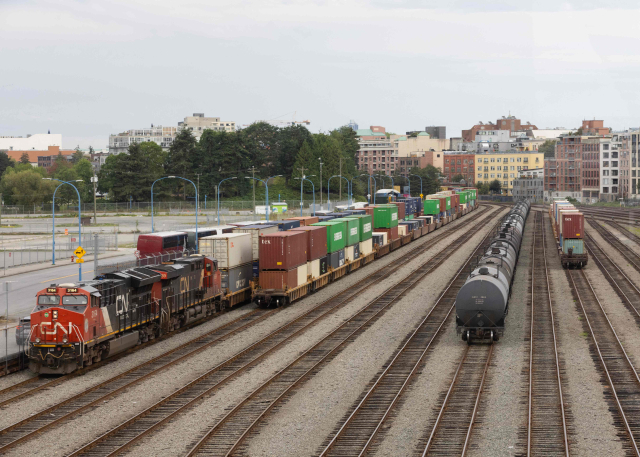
[53,310,58,319]
[62,337,68,343]
[35,338,40,343]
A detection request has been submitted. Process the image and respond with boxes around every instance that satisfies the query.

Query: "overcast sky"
[2,0,640,149]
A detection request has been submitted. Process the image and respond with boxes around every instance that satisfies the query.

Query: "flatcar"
[455,200,530,343]
[28,255,221,374]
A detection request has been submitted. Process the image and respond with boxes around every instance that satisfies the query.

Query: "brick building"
[442,153,475,185]
[462,115,538,142]
[5,145,75,168]
[355,126,397,175]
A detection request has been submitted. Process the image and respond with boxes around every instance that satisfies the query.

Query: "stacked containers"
[391,202,406,221]
[451,194,460,213]
[290,225,328,280]
[311,220,346,269]
[232,224,279,277]
[332,217,360,261]
[363,206,376,228]
[423,199,440,220]
[343,214,373,256]
[373,205,399,240]
[285,216,319,226]
[200,233,253,294]
[276,220,301,231]
[259,231,308,289]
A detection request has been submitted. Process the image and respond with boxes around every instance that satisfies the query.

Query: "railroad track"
[606,220,640,246]
[419,344,493,456]
[0,206,493,421]
[523,211,569,456]
[586,219,640,273]
[317,216,505,456]
[179,210,504,457]
[566,269,640,456]
[58,207,505,456]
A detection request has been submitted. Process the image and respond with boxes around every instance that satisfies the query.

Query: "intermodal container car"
[259,269,298,289]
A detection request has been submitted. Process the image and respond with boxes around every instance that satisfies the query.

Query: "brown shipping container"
[259,269,298,290]
[285,216,319,227]
[438,197,446,213]
[561,212,584,239]
[259,231,307,270]
[451,194,459,209]
[392,202,406,220]
[363,207,375,228]
[377,226,399,241]
[290,225,328,261]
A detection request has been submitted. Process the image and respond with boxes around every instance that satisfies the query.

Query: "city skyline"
[3,1,640,148]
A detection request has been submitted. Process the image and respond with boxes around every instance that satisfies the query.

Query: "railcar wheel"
[466,330,471,345]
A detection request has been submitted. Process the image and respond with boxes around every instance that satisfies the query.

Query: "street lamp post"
[410,174,423,197]
[318,158,323,210]
[295,177,316,216]
[245,175,282,222]
[44,178,83,279]
[217,177,237,226]
[152,176,199,250]
[327,175,350,210]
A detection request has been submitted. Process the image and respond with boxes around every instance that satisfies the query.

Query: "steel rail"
[319,216,503,457]
[461,344,493,457]
[526,212,569,456]
[185,210,506,457]
[567,270,640,457]
[66,206,502,457]
[587,219,640,272]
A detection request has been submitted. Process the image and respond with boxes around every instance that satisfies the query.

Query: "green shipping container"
[423,199,440,215]
[341,214,372,241]
[458,191,467,204]
[311,221,346,253]
[373,206,399,228]
[406,214,413,220]
[332,217,360,246]
[562,239,584,255]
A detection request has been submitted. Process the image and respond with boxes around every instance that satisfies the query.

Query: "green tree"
[408,164,441,195]
[1,167,56,206]
[291,140,315,193]
[0,152,14,178]
[277,124,313,183]
[539,140,556,158]
[166,129,198,198]
[71,146,85,164]
[476,181,490,195]
[489,179,502,194]
[452,174,464,183]
[19,152,30,165]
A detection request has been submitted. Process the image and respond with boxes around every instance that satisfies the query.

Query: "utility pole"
[339,157,343,201]
[195,173,201,213]
[90,176,97,223]
[298,167,306,213]
[249,166,256,214]
[318,158,323,209]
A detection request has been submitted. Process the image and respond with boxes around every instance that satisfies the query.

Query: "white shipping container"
[232,225,279,260]
[373,231,388,246]
[307,259,320,279]
[345,245,355,261]
[200,233,252,269]
[398,225,407,236]
[297,264,308,286]
[359,239,373,256]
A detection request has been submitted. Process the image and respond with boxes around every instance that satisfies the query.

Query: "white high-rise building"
[108,125,177,154]
[0,133,62,151]
[179,113,236,140]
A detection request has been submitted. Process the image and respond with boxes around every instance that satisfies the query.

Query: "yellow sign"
[420,194,424,198]
[74,247,86,258]
[75,258,84,263]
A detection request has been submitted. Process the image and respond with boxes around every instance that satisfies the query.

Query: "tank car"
[455,201,530,343]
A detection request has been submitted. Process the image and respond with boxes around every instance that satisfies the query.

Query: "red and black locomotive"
[28,255,222,374]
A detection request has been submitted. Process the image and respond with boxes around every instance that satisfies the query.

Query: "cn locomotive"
[28,255,221,374]
[455,201,530,343]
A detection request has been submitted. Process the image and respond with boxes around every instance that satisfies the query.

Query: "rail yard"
[4,199,640,457]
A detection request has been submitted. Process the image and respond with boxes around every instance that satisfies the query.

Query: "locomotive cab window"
[37,295,60,306]
[206,262,212,272]
[63,295,88,305]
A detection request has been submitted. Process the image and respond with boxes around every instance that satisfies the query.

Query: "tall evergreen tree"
[166,129,198,199]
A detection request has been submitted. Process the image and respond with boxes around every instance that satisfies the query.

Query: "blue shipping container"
[277,220,301,231]
[562,239,584,255]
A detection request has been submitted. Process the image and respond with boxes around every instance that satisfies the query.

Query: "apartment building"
[513,176,544,201]
[461,114,538,142]
[627,131,640,198]
[109,125,177,154]
[5,146,74,167]
[0,133,62,151]
[475,151,544,195]
[355,126,397,175]
[600,133,627,201]
[179,113,236,140]
[442,153,475,185]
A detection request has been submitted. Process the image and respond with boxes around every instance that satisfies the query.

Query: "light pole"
[245,175,282,222]
[152,176,199,250]
[217,177,237,225]
[44,178,83,279]
[297,175,316,216]
[327,175,350,210]
[318,158,323,209]
[91,174,98,223]
[295,177,316,216]
[410,173,423,197]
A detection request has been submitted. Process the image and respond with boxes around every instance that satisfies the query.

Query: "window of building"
[491,166,495,171]
[477,166,482,171]
[490,174,495,178]
[490,158,495,163]
[510,158,515,162]
[484,158,489,163]
[478,173,482,178]
[613,161,618,167]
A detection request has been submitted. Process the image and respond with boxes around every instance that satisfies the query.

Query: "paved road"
[0,253,135,359]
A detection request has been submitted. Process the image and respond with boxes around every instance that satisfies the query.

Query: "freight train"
[549,199,587,268]
[28,188,478,375]
[28,255,222,374]
[455,200,530,343]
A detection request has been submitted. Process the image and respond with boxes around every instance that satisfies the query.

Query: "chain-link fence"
[0,233,117,272]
